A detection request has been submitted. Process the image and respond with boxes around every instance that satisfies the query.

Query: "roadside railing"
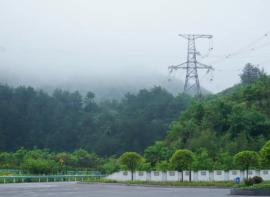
[0,169,102,175]
[0,174,105,184]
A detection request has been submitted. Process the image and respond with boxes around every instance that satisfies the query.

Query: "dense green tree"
[138,162,152,171]
[72,149,99,169]
[192,149,214,171]
[240,63,264,84]
[155,160,170,171]
[170,149,194,182]
[0,84,192,155]
[100,157,121,174]
[164,73,270,164]
[0,152,13,168]
[234,151,260,179]
[119,152,143,181]
[260,140,270,168]
[0,148,106,173]
[21,158,60,174]
[213,152,234,171]
[144,141,173,167]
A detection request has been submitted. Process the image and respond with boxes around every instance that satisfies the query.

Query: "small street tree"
[234,151,260,179]
[170,149,194,182]
[119,152,143,181]
[260,140,270,168]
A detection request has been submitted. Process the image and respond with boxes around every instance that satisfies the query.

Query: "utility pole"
[169,34,214,97]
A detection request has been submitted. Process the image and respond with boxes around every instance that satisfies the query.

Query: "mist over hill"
[0,69,210,101]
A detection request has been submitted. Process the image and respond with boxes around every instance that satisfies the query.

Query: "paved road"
[0,182,254,197]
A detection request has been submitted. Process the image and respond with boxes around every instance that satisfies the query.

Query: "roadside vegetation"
[84,178,235,188]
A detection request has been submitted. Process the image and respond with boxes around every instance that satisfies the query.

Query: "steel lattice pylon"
[169,34,214,97]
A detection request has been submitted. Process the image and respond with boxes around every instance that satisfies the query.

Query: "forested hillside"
[153,74,270,170]
[0,85,191,155]
[0,64,270,173]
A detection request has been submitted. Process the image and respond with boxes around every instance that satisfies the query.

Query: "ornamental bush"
[252,176,263,184]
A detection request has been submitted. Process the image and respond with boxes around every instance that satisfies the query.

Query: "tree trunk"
[189,170,191,182]
[131,171,134,181]
[181,171,183,182]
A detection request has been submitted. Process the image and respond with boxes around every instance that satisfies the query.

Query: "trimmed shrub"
[252,176,263,184]
[21,159,61,174]
[244,178,255,186]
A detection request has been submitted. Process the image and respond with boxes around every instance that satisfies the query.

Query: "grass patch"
[83,178,235,187]
[0,172,17,176]
[235,181,270,189]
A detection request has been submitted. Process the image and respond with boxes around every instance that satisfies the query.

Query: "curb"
[78,182,231,189]
[230,188,270,196]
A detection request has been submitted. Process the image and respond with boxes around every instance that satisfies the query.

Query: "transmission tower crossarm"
[178,34,189,39]
[194,34,213,39]
[168,62,187,71]
[178,34,213,39]
[197,62,214,70]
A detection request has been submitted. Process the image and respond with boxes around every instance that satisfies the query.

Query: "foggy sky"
[0,0,269,93]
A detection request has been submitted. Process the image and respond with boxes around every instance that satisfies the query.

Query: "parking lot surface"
[0,182,254,197]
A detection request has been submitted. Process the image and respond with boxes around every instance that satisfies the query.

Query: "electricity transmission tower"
[169,34,214,97]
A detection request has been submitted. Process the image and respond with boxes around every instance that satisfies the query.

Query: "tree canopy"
[0,85,192,155]
[240,63,265,84]
[119,152,143,180]
[260,140,270,168]
[234,151,260,178]
[170,149,194,172]
[165,75,270,164]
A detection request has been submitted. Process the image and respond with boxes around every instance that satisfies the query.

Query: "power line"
[226,32,269,57]
[209,31,270,66]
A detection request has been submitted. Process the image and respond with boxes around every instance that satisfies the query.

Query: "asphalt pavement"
[0,182,254,197]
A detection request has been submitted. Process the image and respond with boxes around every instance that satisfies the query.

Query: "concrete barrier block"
[150,171,163,181]
[213,170,226,181]
[228,170,241,181]
[134,171,147,181]
[166,171,179,181]
[183,171,193,181]
[260,170,270,180]
[197,171,210,181]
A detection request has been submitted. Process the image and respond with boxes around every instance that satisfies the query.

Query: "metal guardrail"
[66,171,101,175]
[0,169,102,175]
[0,174,106,184]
